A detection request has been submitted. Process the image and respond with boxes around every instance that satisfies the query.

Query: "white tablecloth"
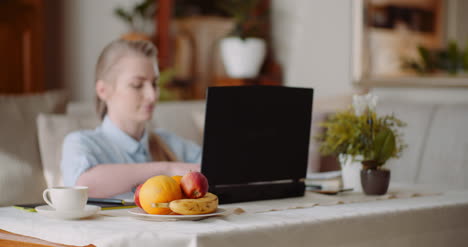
[1,185,468,247]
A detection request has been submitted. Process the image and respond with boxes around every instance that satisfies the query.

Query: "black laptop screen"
[201,86,313,186]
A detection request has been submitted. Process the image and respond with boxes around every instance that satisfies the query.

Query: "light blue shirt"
[60,116,201,197]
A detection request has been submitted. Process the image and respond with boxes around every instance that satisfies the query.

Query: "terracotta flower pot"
[360,168,390,195]
[121,32,152,41]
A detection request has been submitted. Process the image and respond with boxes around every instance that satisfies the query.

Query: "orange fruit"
[172,175,183,185]
[139,175,183,215]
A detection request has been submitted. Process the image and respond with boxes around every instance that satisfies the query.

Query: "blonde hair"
[95,39,178,162]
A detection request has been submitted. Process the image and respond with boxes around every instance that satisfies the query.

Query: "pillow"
[191,111,205,143]
[37,113,100,188]
[66,101,95,116]
[153,100,205,145]
[417,103,468,189]
[0,90,67,206]
[67,100,206,145]
[377,99,435,185]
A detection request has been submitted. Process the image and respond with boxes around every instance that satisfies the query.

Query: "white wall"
[272,0,355,99]
[446,0,468,46]
[61,0,135,101]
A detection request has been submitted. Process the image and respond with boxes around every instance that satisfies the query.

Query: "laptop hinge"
[210,181,305,204]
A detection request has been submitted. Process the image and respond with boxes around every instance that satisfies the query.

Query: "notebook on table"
[201,86,314,204]
[14,198,136,212]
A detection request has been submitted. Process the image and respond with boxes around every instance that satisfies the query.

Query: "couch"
[0,91,67,206]
[1,90,467,207]
[377,98,468,190]
[0,90,206,206]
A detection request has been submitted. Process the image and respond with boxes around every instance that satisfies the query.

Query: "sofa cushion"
[153,100,205,145]
[66,100,206,145]
[66,100,95,116]
[191,110,206,145]
[378,100,436,185]
[0,91,67,206]
[37,114,100,188]
[417,103,468,189]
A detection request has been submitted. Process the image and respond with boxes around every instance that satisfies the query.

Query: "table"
[1,184,468,247]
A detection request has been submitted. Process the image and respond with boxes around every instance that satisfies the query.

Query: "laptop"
[201,86,314,204]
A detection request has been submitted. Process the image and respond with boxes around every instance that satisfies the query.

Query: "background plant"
[114,0,156,33]
[402,41,468,75]
[217,0,266,39]
[158,68,179,101]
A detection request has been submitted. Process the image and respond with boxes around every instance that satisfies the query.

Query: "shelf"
[355,75,468,88]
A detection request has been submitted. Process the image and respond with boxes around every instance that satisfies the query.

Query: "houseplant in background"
[402,41,468,75]
[157,68,180,101]
[114,1,180,101]
[316,94,406,195]
[217,0,267,79]
[114,0,156,41]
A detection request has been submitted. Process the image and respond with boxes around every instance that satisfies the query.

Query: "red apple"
[180,172,209,199]
[134,184,143,208]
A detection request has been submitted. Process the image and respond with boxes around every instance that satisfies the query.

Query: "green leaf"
[216,0,262,38]
[114,8,133,24]
[418,45,432,72]
[447,41,459,74]
[159,68,176,87]
[373,128,396,164]
[464,41,468,71]
[134,0,154,18]
[158,68,178,101]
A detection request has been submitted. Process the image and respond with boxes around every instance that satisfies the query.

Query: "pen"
[88,198,128,205]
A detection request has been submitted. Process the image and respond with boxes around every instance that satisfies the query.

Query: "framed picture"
[352,0,468,88]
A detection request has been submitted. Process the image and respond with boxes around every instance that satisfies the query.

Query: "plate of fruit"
[130,171,225,221]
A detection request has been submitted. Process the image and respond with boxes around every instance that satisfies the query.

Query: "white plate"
[128,208,227,221]
[35,205,101,220]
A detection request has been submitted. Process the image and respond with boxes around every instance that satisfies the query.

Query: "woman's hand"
[76,162,200,198]
[163,161,201,176]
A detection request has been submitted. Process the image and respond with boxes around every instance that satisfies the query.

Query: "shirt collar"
[100,116,150,155]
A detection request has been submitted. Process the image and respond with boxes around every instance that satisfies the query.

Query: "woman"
[61,39,201,199]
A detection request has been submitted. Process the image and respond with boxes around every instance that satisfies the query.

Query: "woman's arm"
[76,162,200,198]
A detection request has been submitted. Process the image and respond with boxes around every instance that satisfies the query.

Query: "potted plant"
[402,41,468,75]
[217,0,267,79]
[316,94,407,195]
[114,0,156,41]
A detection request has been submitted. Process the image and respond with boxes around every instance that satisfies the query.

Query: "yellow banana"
[151,192,218,215]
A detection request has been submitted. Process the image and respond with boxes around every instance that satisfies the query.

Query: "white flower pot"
[339,154,363,192]
[220,37,266,79]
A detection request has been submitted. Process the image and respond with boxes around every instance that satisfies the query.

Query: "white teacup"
[43,186,88,212]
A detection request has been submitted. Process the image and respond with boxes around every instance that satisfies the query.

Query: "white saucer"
[35,205,101,220]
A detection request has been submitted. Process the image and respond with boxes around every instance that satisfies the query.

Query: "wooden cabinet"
[0,0,44,94]
[155,0,282,100]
